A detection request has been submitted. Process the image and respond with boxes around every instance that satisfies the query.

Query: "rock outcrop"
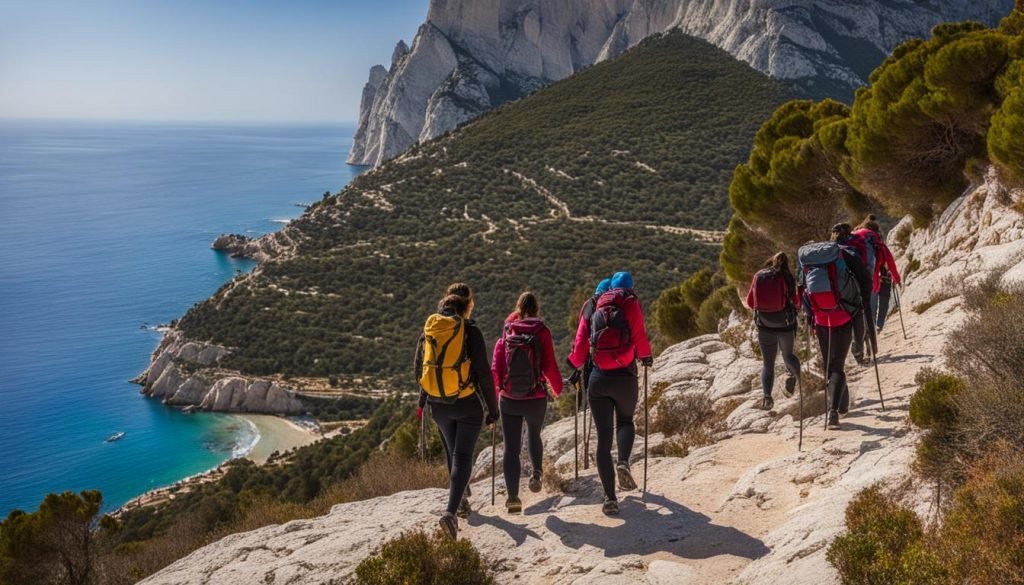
[136,330,305,416]
[140,169,1023,584]
[210,230,299,263]
[347,0,1013,166]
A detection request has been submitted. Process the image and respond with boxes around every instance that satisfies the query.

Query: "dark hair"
[514,291,539,319]
[445,282,473,300]
[764,252,792,276]
[855,214,882,234]
[438,294,470,315]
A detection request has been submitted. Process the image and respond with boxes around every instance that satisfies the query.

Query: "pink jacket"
[568,289,652,370]
[852,228,902,293]
[492,316,563,400]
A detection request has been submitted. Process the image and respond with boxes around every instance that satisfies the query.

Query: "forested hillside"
[177,32,793,382]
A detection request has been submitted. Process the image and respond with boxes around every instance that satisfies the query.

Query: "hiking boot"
[783,376,797,398]
[456,496,472,519]
[827,410,841,430]
[761,395,774,410]
[506,496,522,514]
[602,498,619,516]
[853,353,869,366]
[439,513,458,540]
[528,473,542,493]
[616,462,637,491]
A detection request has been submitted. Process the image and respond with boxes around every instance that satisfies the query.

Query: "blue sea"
[0,119,361,516]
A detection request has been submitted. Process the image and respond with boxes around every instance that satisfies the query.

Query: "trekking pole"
[583,380,591,470]
[823,325,832,431]
[870,336,886,411]
[643,364,649,496]
[418,407,426,461]
[571,376,579,480]
[490,421,497,507]
[799,330,807,452]
[893,285,908,340]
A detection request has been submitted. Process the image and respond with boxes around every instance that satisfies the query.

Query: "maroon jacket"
[492,315,563,400]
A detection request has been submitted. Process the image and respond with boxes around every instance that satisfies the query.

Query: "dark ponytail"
[514,291,539,319]
[765,252,792,276]
[855,214,881,233]
[438,294,470,315]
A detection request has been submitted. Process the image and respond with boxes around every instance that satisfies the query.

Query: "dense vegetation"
[722,7,1024,286]
[353,530,495,585]
[652,268,742,345]
[828,277,1024,583]
[177,32,794,381]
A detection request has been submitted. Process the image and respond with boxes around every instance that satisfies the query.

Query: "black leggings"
[815,321,853,413]
[430,396,483,516]
[500,397,546,497]
[588,369,638,500]
[757,328,801,398]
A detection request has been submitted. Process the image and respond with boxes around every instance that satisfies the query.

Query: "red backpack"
[590,290,634,370]
[751,268,795,328]
[502,320,543,397]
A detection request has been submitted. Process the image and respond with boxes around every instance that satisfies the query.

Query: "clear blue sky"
[0,0,429,123]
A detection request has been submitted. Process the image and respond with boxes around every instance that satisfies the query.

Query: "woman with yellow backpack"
[415,283,498,539]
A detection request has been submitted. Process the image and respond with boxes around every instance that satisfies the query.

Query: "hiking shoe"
[762,395,774,410]
[439,513,458,540]
[602,498,619,516]
[783,376,797,398]
[528,473,542,493]
[456,496,472,519]
[853,354,869,366]
[827,410,841,430]
[506,496,522,514]
[616,462,637,491]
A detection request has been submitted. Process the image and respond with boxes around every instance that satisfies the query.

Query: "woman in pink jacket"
[853,215,902,332]
[567,271,652,516]
[492,291,563,513]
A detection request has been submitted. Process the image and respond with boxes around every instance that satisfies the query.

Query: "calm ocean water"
[0,119,361,516]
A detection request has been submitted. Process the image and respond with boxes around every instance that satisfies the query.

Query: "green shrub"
[653,285,697,344]
[653,269,739,343]
[352,530,495,585]
[696,285,741,334]
[909,370,964,429]
[827,486,943,585]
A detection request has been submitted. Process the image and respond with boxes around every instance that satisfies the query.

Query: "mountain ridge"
[348,0,1014,166]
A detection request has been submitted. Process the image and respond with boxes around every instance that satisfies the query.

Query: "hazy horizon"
[0,0,429,124]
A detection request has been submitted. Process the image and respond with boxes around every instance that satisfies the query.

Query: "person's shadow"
[544,492,770,561]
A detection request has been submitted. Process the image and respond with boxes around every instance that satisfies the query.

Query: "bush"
[827,486,943,585]
[352,530,495,585]
[909,369,966,491]
[653,269,739,343]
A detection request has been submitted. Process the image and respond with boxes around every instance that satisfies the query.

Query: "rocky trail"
[140,171,1023,585]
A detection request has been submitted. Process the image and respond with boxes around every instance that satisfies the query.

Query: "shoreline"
[238,414,321,464]
[113,413,322,516]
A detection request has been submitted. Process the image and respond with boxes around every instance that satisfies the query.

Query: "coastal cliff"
[140,170,1023,584]
[135,329,305,415]
[347,0,1013,166]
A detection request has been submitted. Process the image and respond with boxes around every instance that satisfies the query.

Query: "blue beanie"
[594,278,612,295]
[611,271,634,290]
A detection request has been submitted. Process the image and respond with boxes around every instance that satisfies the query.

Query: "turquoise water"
[0,120,360,516]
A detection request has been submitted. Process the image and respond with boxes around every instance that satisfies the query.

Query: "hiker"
[831,223,872,365]
[798,227,875,430]
[852,215,902,332]
[567,271,653,516]
[491,292,563,513]
[568,278,613,402]
[745,253,801,410]
[415,284,498,539]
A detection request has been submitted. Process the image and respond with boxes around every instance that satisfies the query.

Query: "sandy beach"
[240,414,321,463]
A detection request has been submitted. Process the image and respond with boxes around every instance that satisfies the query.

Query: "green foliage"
[827,486,943,585]
[989,60,1024,183]
[299,394,378,422]
[0,490,103,585]
[909,370,964,429]
[175,32,793,381]
[845,23,1024,220]
[352,530,495,585]
[653,269,737,343]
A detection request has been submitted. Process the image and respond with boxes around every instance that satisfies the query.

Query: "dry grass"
[649,394,743,457]
[540,457,572,494]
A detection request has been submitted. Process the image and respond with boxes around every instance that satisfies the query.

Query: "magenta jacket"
[567,289,652,371]
[492,315,563,400]
[852,228,902,293]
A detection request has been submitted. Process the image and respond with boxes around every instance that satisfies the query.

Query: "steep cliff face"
[347,0,1013,166]
[135,330,305,416]
[139,171,1024,585]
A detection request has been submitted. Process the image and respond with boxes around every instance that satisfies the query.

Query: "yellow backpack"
[420,313,474,402]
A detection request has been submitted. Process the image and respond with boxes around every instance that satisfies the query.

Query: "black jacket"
[415,313,497,415]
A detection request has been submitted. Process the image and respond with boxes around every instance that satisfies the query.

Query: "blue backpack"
[798,242,862,317]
